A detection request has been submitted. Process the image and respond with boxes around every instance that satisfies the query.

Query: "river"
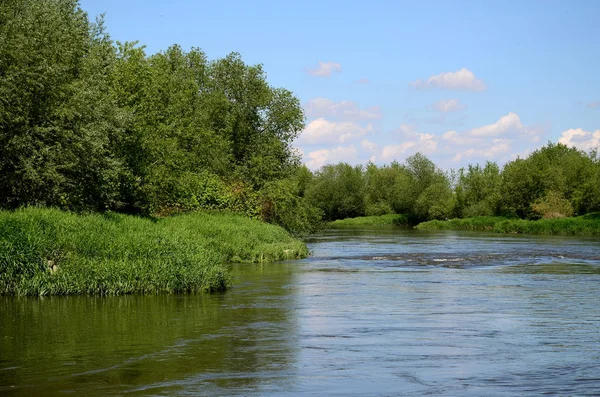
[1,228,600,396]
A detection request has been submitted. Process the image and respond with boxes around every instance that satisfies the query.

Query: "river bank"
[328,214,412,228]
[0,208,308,296]
[416,213,600,236]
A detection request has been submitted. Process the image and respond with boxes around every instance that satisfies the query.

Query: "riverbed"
[1,228,600,396]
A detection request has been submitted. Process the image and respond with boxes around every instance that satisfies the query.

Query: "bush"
[531,190,574,219]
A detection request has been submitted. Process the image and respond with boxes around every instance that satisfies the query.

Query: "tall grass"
[328,214,412,228]
[0,208,308,296]
[416,213,600,236]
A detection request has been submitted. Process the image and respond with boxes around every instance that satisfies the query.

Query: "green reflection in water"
[0,262,298,396]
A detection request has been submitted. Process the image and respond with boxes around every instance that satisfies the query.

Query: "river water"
[1,228,600,396]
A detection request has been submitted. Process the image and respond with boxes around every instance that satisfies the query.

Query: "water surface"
[2,228,600,396]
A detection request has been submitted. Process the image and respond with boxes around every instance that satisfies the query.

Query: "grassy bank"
[328,214,412,228]
[0,208,308,296]
[416,213,600,236]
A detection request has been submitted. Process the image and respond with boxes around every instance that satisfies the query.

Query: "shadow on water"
[0,263,300,396]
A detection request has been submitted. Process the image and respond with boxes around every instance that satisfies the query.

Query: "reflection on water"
[2,228,600,396]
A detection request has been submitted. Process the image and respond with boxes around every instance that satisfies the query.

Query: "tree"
[364,161,413,215]
[500,143,596,218]
[0,0,125,210]
[404,153,452,220]
[306,163,365,221]
[455,161,501,217]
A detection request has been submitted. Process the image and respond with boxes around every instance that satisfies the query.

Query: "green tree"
[455,161,501,217]
[404,153,452,220]
[364,161,413,215]
[205,53,304,188]
[500,143,596,218]
[306,163,365,221]
[0,0,125,210]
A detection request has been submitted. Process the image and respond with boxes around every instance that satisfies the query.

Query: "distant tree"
[454,162,501,217]
[364,161,413,215]
[404,153,452,220]
[306,163,365,221]
[500,143,596,218]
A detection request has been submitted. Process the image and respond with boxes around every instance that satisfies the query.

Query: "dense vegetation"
[0,207,308,296]
[328,214,412,228]
[305,145,600,227]
[417,213,600,236]
[1,0,599,242]
[0,0,319,234]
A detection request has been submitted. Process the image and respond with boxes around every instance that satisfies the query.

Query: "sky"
[80,0,600,170]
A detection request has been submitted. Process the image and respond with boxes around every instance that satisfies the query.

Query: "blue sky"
[80,0,600,170]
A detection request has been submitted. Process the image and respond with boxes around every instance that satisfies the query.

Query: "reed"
[0,208,308,296]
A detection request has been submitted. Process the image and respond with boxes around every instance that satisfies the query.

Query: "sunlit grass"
[0,208,308,296]
[328,214,412,228]
[416,214,600,236]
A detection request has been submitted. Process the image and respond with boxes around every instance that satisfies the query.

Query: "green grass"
[328,214,412,228]
[416,213,600,236]
[0,207,308,296]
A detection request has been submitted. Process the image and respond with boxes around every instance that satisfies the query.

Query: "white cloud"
[466,112,541,141]
[440,113,547,165]
[307,61,342,77]
[411,68,486,91]
[468,112,522,137]
[298,118,372,144]
[379,124,438,161]
[361,139,378,152]
[304,97,382,120]
[558,128,600,151]
[429,99,467,112]
[304,145,359,169]
[442,130,477,146]
[452,139,512,162]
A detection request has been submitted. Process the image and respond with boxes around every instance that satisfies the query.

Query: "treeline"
[0,0,318,233]
[305,144,600,223]
[3,1,600,235]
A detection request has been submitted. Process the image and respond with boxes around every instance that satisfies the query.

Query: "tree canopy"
[2,1,599,232]
[0,0,311,231]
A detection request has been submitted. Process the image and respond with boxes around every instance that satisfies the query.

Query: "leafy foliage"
[306,163,366,221]
[0,1,317,233]
[306,143,599,225]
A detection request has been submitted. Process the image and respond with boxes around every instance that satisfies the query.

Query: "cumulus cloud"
[441,112,547,164]
[411,68,486,91]
[452,139,512,162]
[307,61,342,77]
[442,130,477,146]
[304,145,359,169]
[298,118,372,144]
[304,97,382,120]
[586,102,600,109]
[558,128,600,151]
[361,139,378,152]
[428,99,467,112]
[468,112,522,137]
[466,112,541,141]
[379,124,438,161]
